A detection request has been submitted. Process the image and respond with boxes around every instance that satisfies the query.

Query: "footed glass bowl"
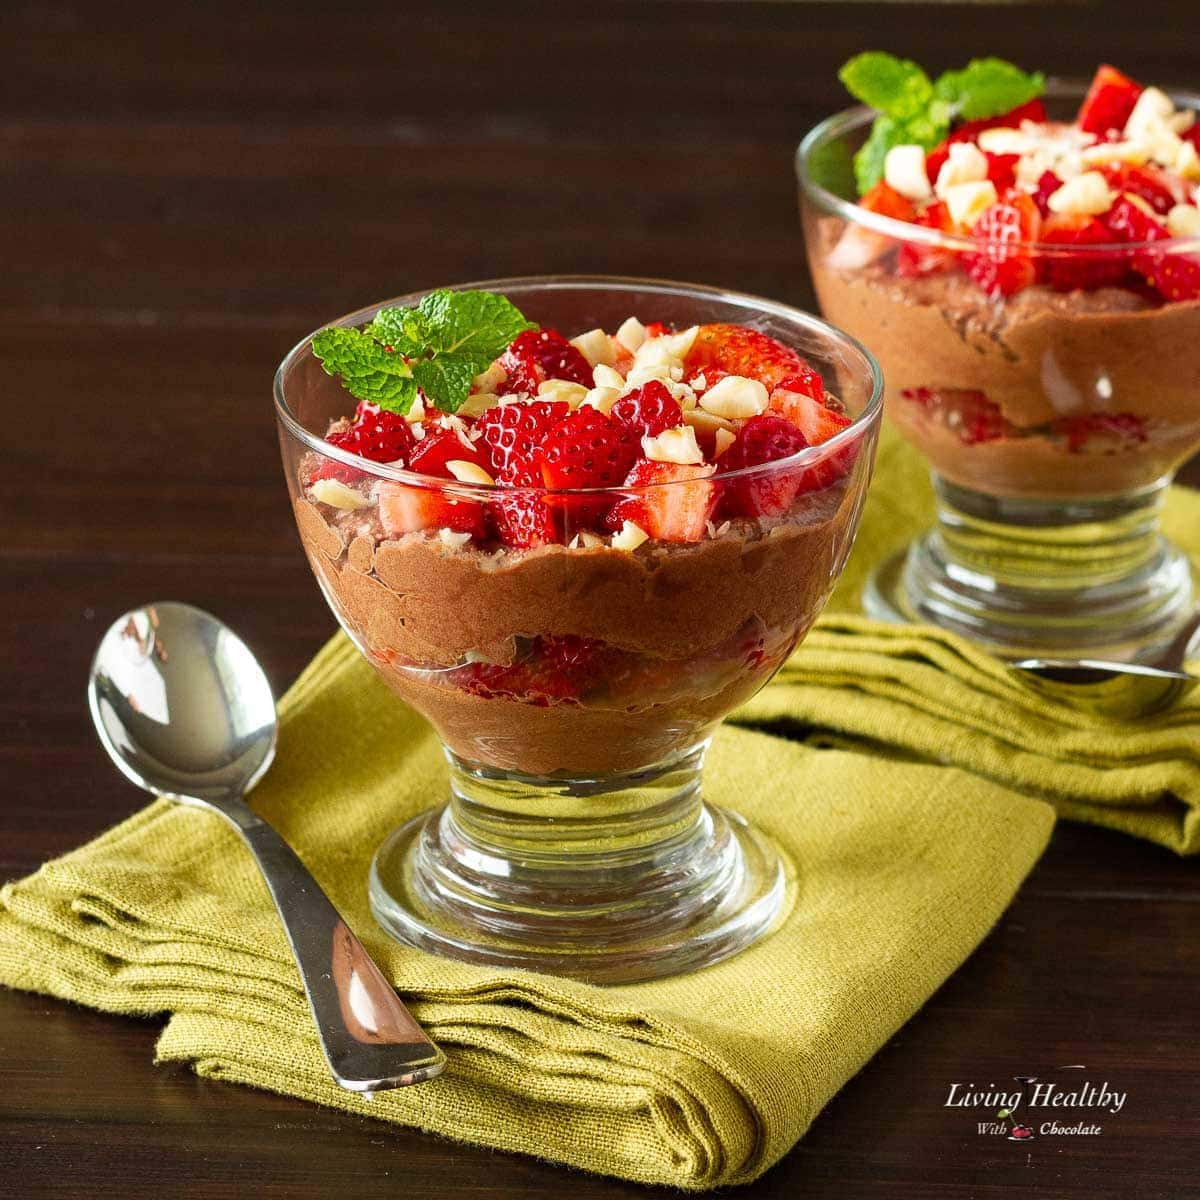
[798,83,1200,661]
[275,276,882,982]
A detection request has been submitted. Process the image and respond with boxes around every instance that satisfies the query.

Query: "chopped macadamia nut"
[977,127,1037,155]
[437,528,473,549]
[633,338,681,371]
[935,142,988,198]
[683,408,735,437]
[713,427,737,458]
[569,327,617,367]
[1167,203,1200,237]
[663,325,700,359]
[537,379,589,407]
[1081,140,1151,167]
[610,520,649,551]
[446,460,495,485]
[593,363,625,390]
[884,144,934,201]
[616,316,647,351]
[699,375,769,419]
[1177,141,1200,182]
[459,391,499,418]
[471,362,507,394]
[1048,171,1116,216]
[944,180,998,229]
[578,531,605,548]
[641,425,704,465]
[405,394,426,423]
[310,479,372,510]
[1125,87,1176,139]
[581,385,621,415]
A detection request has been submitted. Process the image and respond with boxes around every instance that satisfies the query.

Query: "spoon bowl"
[89,602,444,1091]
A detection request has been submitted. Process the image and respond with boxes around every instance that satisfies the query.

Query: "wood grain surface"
[2,3,1198,1197]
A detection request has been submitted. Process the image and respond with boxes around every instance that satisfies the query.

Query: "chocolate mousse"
[283,290,876,776]
[805,58,1200,500]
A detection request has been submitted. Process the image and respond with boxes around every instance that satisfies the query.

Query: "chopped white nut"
[699,375,769,419]
[705,519,732,539]
[683,407,735,437]
[445,460,495,485]
[578,531,605,548]
[713,427,737,458]
[310,479,372,510]
[405,393,426,423]
[663,324,700,359]
[935,141,988,198]
[438,528,473,549]
[610,519,649,551]
[884,143,934,201]
[944,180,999,229]
[625,360,683,387]
[1047,171,1116,216]
[1081,140,1151,167]
[1169,109,1196,134]
[689,371,708,391]
[616,316,647,351]
[1122,191,1156,216]
[593,363,625,390]
[1177,140,1200,182]
[569,327,616,368]
[458,391,499,419]
[1125,87,1176,139]
[632,337,681,371]
[1143,127,1184,168]
[641,425,704,465]
[537,379,589,407]
[977,127,1037,156]
[581,385,621,415]
[1167,203,1200,237]
[471,362,507,394]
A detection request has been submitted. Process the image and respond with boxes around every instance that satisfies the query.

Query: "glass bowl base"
[369,787,788,985]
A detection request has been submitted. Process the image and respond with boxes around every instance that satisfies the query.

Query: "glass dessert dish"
[274,276,882,983]
[798,72,1200,660]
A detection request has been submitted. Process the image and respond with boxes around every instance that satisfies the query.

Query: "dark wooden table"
[3,3,1198,1196]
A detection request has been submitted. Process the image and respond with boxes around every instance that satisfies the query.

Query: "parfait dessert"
[799,57,1200,657]
[275,277,881,981]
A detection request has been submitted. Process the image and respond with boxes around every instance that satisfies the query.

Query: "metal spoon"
[88,602,444,1091]
[1010,608,1200,720]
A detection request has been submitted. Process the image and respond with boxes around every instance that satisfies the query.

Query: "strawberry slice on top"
[610,380,684,438]
[964,190,1041,298]
[408,425,487,478]
[497,328,593,396]
[683,323,811,392]
[475,399,569,483]
[1076,64,1142,136]
[1038,213,1128,292]
[608,460,717,543]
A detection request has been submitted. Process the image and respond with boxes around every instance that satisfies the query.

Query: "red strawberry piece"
[1077,65,1142,136]
[1184,124,1200,154]
[475,399,569,483]
[1148,253,1200,302]
[310,429,365,483]
[490,491,558,549]
[608,460,717,543]
[984,152,1019,192]
[497,328,593,395]
[1099,162,1181,215]
[610,380,684,438]
[683,323,811,392]
[326,401,416,464]
[408,425,487,478]
[459,635,608,705]
[925,99,1047,181]
[964,191,1041,297]
[377,479,486,538]
[717,413,811,517]
[768,383,851,446]
[775,365,826,405]
[536,408,639,490]
[860,180,919,221]
[896,200,958,278]
[1102,196,1195,296]
[1038,213,1128,291]
[901,387,1013,444]
[1103,194,1170,246]
[1032,170,1063,217]
[1053,412,1147,453]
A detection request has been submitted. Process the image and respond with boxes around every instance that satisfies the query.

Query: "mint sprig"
[839,52,1044,193]
[311,289,535,415]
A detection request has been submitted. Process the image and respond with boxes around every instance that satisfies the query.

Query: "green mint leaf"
[934,57,1044,122]
[364,307,431,358]
[410,355,479,414]
[310,327,418,414]
[839,52,934,121]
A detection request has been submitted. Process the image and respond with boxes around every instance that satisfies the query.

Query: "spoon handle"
[215,795,445,1091]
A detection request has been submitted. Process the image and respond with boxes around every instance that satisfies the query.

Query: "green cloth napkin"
[730,426,1200,856]
[0,630,1054,1189]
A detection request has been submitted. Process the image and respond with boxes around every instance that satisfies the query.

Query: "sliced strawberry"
[1077,65,1142,136]
[984,152,1020,192]
[610,380,684,438]
[1102,196,1193,297]
[497,328,592,396]
[964,191,1041,297]
[901,387,1013,444]
[325,401,415,463]
[1053,412,1147,453]
[536,408,639,490]
[1099,162,1181,215]
[408,425,487,478]
[925,99,1047,181]
[459,635,613,706]
[1103,194,1171,246]
[1038,213,1128,291]
[1032,170,1063,217]
[490,491,558,549]
[608,460,717,543]
[1149,253,1200,301]
[775,365,825,405]
[378,480,485,538]
[717,413,810,518]
[768,384,851,445]
[896,200,958,278]
[475,399,569,483]
[683,323,811,392]
[829,181,919,270]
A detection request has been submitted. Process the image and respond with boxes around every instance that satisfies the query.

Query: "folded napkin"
[0,634,1054,1189]
[731,427,1200,856]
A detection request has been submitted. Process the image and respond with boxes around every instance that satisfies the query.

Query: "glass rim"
[795,77,1200,255]
[273,273,884,494]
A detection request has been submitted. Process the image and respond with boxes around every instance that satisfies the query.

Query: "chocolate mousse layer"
[809,222,1200,498]
[294,481,862,776]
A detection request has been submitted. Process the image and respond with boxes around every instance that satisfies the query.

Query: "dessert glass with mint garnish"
[275,277,882,983]
[798,56,1200,659]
